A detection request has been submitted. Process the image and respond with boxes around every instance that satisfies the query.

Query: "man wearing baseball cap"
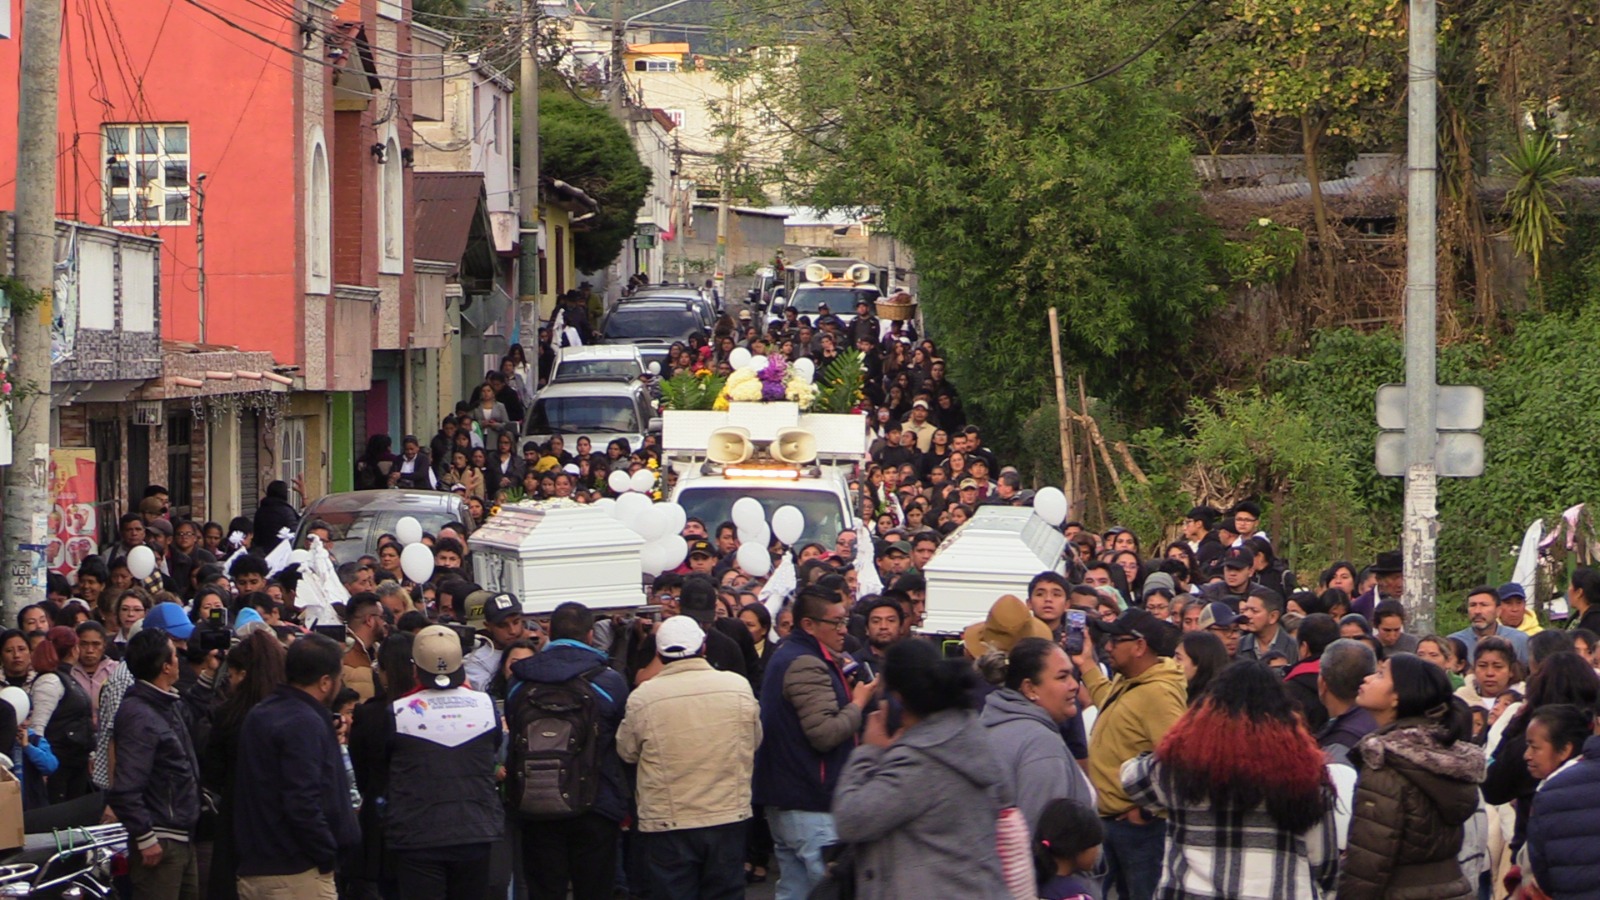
[902,397,936,452]
[618,616,762,898]
[685,540,718,577]
[384,626,503,896]
[1196,601,1244,656]
[463,591,528,690]
[1199,546,1255,609]
[1068,609,1185,900]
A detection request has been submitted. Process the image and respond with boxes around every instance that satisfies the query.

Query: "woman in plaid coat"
[1122,660,1338,899]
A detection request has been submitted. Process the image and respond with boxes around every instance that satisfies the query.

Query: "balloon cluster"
[728,347,817,382]
[727,498,806,578]
[394,516,436,584]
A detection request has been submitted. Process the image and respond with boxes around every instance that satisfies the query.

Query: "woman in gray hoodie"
[981,637,1096,829]
[832,639,1011,900]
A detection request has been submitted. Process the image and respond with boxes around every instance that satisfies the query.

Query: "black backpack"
[505,664,606,820]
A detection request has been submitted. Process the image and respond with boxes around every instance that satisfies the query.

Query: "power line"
[1026,0,1210,93]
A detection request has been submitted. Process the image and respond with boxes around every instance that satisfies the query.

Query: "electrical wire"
[1025,0,1210,93]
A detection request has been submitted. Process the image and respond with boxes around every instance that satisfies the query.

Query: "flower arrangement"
[716,354,816,410]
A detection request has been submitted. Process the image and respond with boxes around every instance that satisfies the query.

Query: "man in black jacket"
[385,626,503,898]
[109,628,202,899]
[234,634,360,899]
[1281,613,1339,732]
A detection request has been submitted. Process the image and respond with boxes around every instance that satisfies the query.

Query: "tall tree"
[735,0,1224,443]
[540,89,652,272]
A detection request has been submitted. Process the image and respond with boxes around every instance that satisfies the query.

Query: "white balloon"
[738,521,771,549]
[288,549,312,565]
[631,469,657,494]
[126,545,157,581]
[1033,486,1069,527]
[594,497,618,517]
[736,541,771,578]
[748,354,768,372]
[401,542,436,584]
[639,542,669,577]
[731,497,765,531]
[395,516,424,546]
[794,358,816,382]
[771,505,806,545]
[608,469,633,494]
[616,491,654,525]
[656,534,688,571]
[0,686,29,726]
[728,347,752,370]
[658,502,688,536]
[634,504,669,542]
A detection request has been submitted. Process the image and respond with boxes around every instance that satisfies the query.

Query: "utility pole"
[609,0,625,115]
[1402,0,1439,634]
[673,135,686,283]
[195,174,208,342]
[517,0,542,328]
[4,0,63,619]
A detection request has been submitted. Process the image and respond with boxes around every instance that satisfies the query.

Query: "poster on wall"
[48,448,98,578]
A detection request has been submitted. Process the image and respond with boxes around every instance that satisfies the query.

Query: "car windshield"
[529,396,640,434]
[300,509,464,564]
[555,358,641,380]
[789,286,879,314]
[676,486,846,545]
[602,307,701,340]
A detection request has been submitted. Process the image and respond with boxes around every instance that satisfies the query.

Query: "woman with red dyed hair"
[26,625,94,802]
[1121,659,1337,899]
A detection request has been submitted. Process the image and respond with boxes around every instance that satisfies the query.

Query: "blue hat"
[144,602,195,641]
[1197,601,1242,629]
[1497,582,1527,602]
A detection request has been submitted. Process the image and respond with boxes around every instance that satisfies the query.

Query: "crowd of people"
[19,291,1600,900]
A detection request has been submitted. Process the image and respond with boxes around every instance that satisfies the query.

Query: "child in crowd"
[1033,798,1103,900]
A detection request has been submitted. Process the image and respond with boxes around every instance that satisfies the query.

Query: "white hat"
[656,616,705,661]
[563,464,581,475]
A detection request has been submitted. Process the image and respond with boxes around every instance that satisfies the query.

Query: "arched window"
[379,124,404,274]
[306,127,331,294]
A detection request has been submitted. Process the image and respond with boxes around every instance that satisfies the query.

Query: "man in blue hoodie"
[509,602,629,900]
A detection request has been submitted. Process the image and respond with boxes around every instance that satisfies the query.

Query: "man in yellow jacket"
[1072,609,1187,900]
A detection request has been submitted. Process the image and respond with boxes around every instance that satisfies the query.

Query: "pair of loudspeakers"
[706,426,817,465]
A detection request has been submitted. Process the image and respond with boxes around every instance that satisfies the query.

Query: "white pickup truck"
[662,403,865,546]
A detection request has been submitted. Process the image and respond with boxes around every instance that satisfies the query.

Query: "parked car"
[523,377,660,454]
[624,287,718,331]
[600,299,709,370]
[548,344,648,384]
[295,490,476,562]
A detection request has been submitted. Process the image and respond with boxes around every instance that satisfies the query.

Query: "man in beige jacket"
[617,616,763,900]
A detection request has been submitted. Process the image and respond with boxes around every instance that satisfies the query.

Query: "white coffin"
[469,504,647,615]
[921,506,1068,634]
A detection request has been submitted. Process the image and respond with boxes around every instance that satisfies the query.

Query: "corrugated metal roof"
[413,171,487,266]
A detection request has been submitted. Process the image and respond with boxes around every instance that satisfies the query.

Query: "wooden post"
[1047,308,1076,516]
[1077,375,1104,526]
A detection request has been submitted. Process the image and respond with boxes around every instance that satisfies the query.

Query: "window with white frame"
[278,417,308,503]
[306,129,331,294]
[634,59,678,72]
[379,126,404,274]
[103,124,191,225]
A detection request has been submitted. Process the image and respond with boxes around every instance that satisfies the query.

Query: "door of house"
[240,412,260,518]
[89,420,121,547]
[278,417,307,506]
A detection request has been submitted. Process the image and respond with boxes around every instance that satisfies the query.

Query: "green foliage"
[735,0,1225,458]
[0,275,45,315]
[539,90,651,272]
[1502,132,1574,278]
[813,349,865,414]
[1221,218,1305,287]
[659,369,728,410]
